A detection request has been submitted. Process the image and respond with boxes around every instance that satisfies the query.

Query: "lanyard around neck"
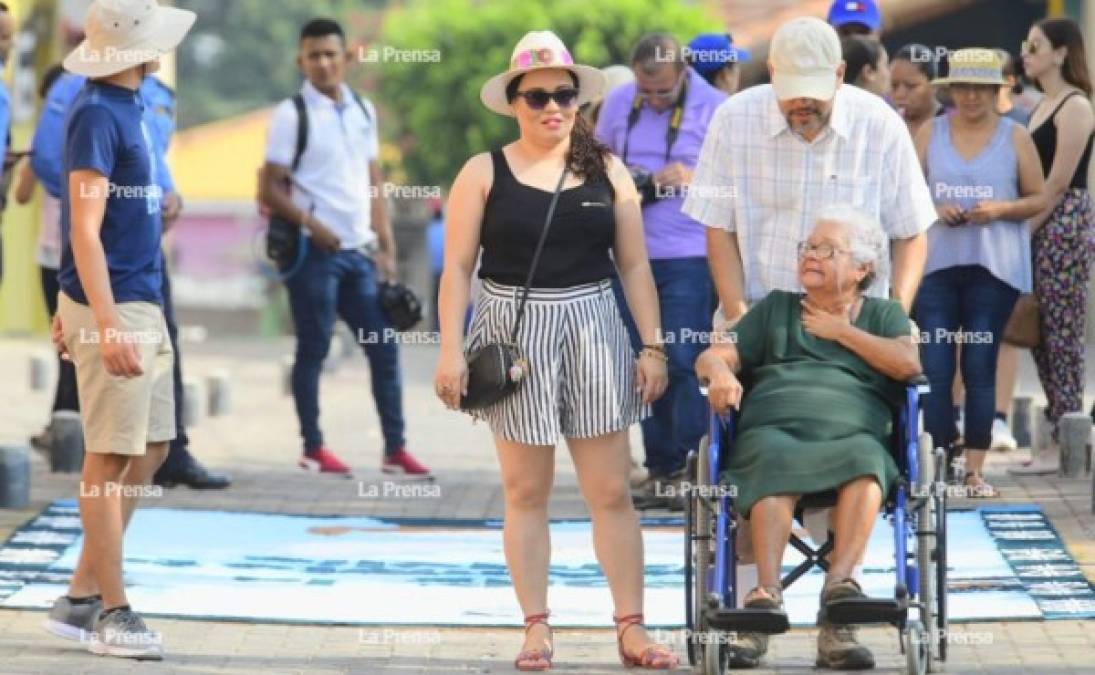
[622,74,689,166]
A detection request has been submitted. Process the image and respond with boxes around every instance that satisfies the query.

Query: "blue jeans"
[614,257,713,476]
[913,265,1019,451]
[285,247,405,455]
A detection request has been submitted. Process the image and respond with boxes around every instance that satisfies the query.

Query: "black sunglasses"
[512,87,580,110]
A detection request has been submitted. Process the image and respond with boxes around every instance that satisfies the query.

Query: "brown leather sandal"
[515,610,553,671]
[613,613,679,669]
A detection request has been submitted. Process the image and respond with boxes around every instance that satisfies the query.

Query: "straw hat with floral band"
[63,0,196,79]
[480,30,606,116]
[931,48,1006,87]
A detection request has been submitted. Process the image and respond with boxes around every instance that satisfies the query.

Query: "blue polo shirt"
[59,81,164,305]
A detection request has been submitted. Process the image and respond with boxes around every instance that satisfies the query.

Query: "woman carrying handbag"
[434,31,674,671]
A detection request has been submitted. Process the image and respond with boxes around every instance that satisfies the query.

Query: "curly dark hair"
[506,72,611,180]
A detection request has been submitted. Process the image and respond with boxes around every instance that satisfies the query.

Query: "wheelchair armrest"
[907,374,930,394]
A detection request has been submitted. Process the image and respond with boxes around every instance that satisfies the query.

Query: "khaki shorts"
[59,292,176,456]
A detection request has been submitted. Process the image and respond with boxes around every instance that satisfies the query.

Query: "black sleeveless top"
[1030,91,1094,189]
[478,150,617,288]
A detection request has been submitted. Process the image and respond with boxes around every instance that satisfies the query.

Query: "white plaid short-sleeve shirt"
[682,83,936,303]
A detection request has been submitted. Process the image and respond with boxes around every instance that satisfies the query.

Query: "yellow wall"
[0,0,42,335]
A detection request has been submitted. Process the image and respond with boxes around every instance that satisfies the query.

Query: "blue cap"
[686,33,751,78]
[827,0,882,32]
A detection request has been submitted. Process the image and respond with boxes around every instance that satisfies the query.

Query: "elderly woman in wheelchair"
[694,205,923,670]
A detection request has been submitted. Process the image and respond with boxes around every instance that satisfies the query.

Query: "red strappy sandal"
[515,610,553,671]
[613,613,679,669]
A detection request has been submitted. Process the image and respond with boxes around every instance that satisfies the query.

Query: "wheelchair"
[684,375,948,675]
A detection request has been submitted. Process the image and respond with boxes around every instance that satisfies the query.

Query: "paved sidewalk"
[0,336,1092,674]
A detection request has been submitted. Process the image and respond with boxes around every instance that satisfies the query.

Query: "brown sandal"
[964,471,999,498]
[613,613,679,669]
[743,585,784,609]
[515,610,553,671]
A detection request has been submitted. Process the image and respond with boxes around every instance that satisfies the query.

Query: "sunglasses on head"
[512,87,580,110]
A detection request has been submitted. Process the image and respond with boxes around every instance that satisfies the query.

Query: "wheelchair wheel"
[905,620,929,675]
[686,438,728,675]
[935,448,949,664]
[915,433,940,670]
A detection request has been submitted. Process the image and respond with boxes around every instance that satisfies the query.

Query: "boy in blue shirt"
[45,0,195,660]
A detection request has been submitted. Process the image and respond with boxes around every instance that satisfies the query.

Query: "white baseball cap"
[768,17,842,101]
[63,0,196,79]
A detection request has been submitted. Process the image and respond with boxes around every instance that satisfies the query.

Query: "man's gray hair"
[630,33,683,75]
[816,203,888,292]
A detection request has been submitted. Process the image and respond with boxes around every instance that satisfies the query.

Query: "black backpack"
[264,91,373,274]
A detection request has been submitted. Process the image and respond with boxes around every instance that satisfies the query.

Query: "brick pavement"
[0,336,1092,674]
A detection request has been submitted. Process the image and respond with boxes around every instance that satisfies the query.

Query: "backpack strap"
[290,93,308,173]
[349,89,373,124]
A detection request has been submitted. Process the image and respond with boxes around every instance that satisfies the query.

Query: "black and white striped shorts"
[465,279,649,445]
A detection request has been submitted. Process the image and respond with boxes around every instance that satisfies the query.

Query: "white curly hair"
[814,203,888,293]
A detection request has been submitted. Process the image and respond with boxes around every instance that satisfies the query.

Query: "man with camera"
[595,33,726,505]
[260,18,430,478]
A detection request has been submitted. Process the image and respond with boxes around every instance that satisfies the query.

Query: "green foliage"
[380,0,716,187]
[174,0,384,130]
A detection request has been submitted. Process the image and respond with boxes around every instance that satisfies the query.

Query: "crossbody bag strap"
[508,167,568,344]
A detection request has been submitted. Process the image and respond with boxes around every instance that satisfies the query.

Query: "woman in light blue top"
[912,48,1047,496]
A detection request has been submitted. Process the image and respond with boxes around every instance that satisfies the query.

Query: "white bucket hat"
[63,0,196,79]
[480,31,606,116]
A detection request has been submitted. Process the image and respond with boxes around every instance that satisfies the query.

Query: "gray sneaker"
[727,631,768,668]
[86,608,164,660]
[42,595,102,642]
[816,623,875,670]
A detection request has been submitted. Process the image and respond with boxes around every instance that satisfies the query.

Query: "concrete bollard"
[29,353,51,391]
[1011,396,1032,448]
[0,445,31,508]
[1033,406,1051,452]
[1059,412,1092,479]
[207,371,232,417]
[50,410,84,473]
[182,378,204,428]
[282,355,294,396]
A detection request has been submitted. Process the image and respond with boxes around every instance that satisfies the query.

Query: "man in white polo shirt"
[683,16,934,671]
[261,17,430,478]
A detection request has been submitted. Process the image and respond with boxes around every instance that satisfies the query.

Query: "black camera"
[628,165,662,207]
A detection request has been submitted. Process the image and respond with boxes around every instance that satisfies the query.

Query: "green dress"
[723,290,910,518]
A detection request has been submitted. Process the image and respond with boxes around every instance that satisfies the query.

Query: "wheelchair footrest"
[824,597,906,625]
[704,608,790,634]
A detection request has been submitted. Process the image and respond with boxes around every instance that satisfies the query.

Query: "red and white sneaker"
[382,448,433,479]
[299,448,352,476]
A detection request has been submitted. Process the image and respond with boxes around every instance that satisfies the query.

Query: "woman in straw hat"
[434,30,677,671]
[911,48,1047,497]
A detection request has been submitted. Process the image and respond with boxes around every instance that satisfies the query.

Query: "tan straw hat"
[63,0,196,79]
[931,48,1005,86]
[480,31,606,116]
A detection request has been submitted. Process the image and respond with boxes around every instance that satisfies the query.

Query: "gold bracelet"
[640,347,668,362]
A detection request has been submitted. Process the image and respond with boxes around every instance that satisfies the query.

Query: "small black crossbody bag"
[460,168,568,410]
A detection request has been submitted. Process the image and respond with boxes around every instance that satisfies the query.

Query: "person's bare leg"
[69,453,130,608]
[120,442,169,527]
[569,431,669,661]
[995,344,1018,416]
[495,436,555,658]
[67,443,169,599]
[747,495,797,596]
[827,476,882,583]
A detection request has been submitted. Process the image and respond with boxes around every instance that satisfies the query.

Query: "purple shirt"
[596,67,726,260]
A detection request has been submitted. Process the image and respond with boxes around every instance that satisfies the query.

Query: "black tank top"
[1030,91,1094,189]
[479,149,617,288]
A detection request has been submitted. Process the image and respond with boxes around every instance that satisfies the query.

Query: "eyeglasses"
[637,69,686,102]
[797,241,849,260]
[512,88,580,110]
[1020,40,1045,56]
